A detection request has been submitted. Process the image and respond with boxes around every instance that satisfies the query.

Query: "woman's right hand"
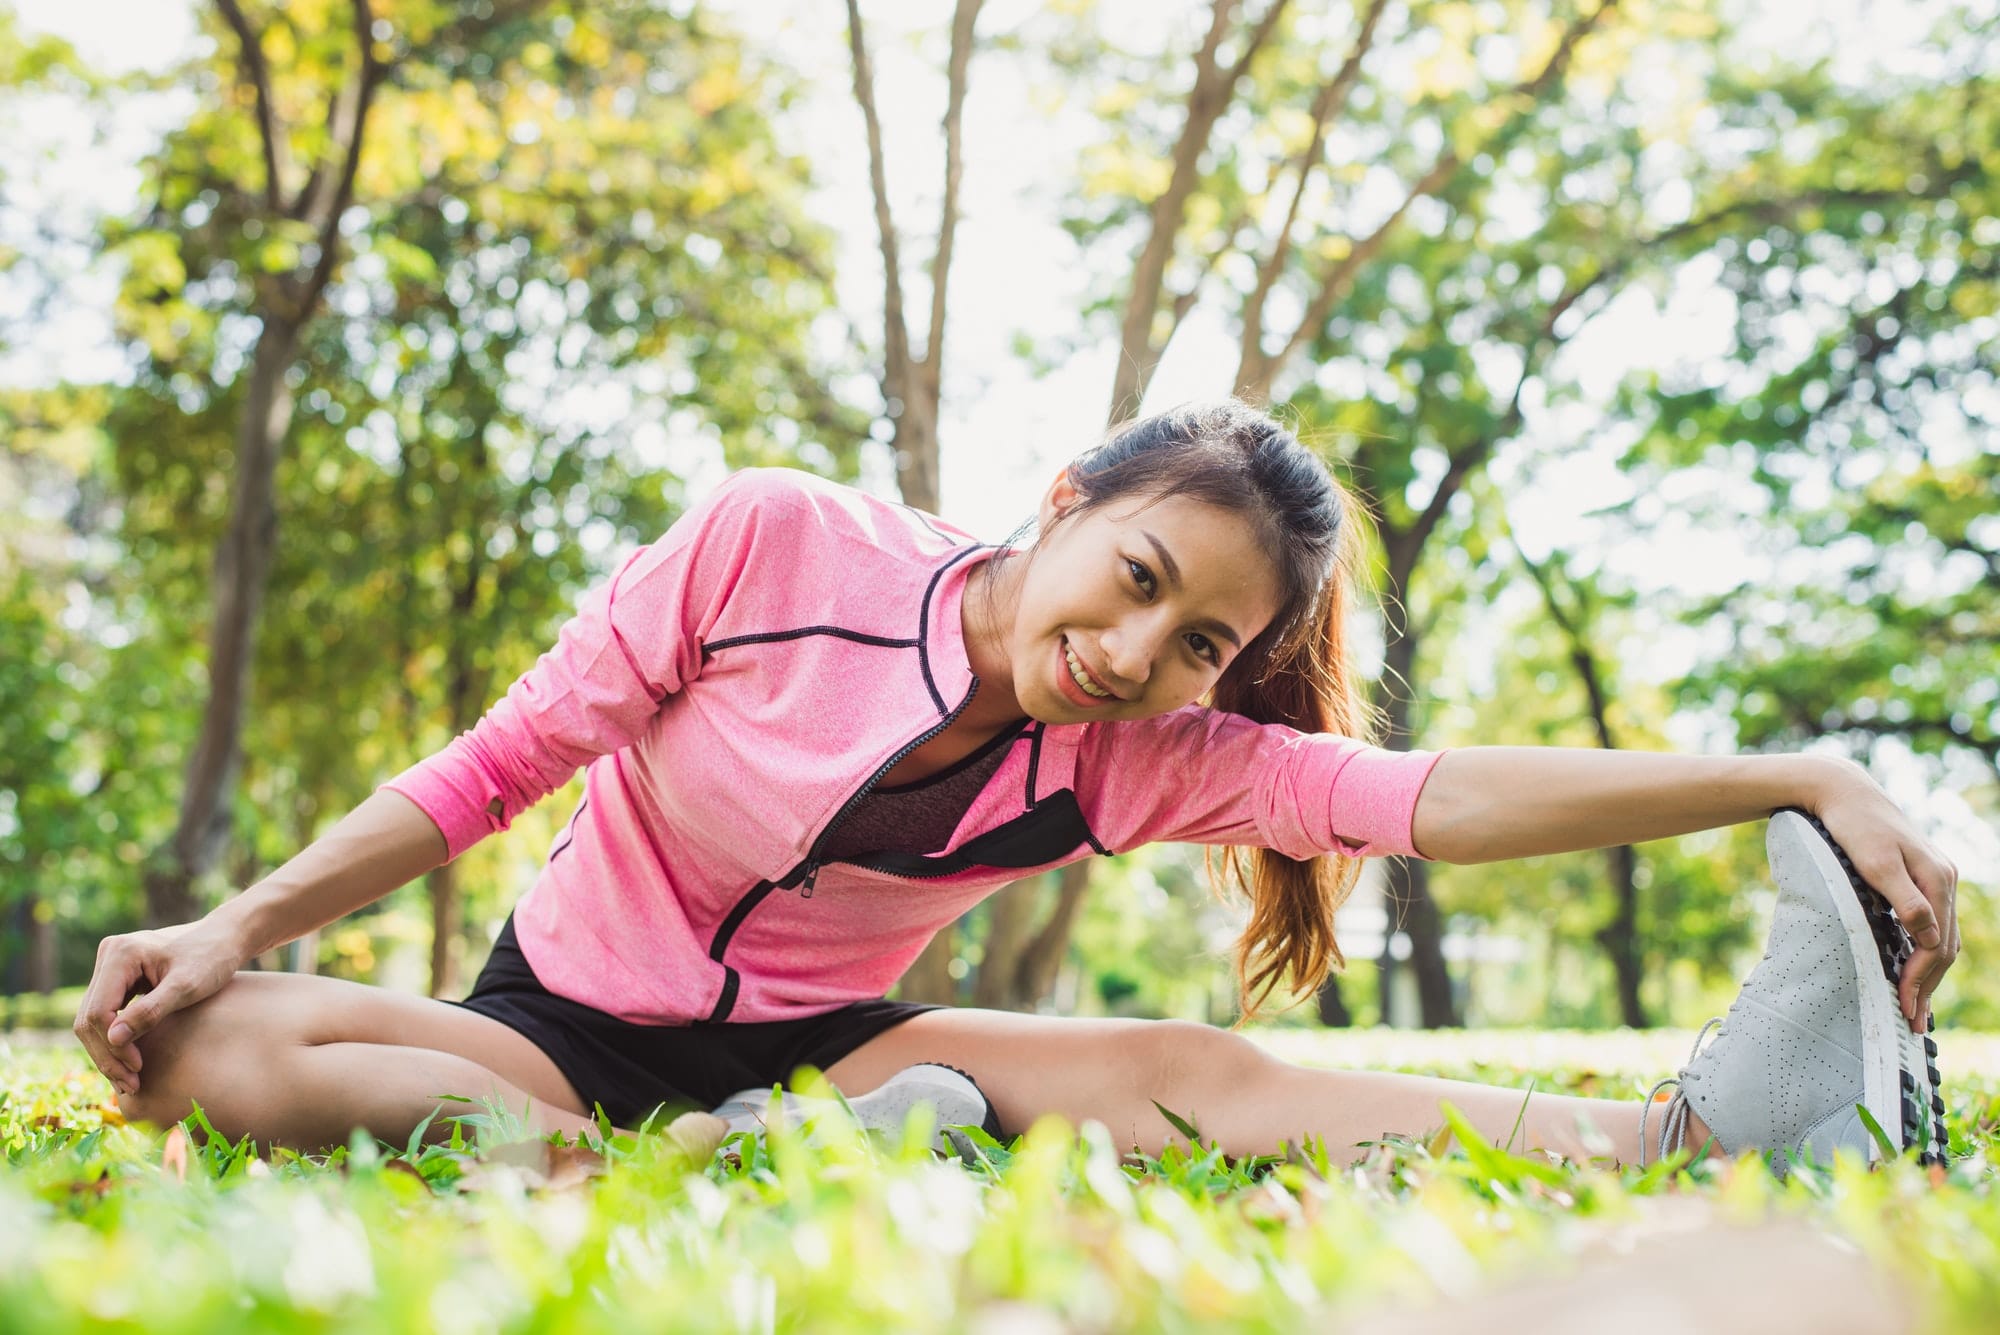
[73,917,248,1097]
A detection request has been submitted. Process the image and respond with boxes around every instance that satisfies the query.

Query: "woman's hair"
[1032,398,1379,1022]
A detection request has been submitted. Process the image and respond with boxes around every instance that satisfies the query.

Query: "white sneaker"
[712,1062,1001,1160]
[1641,809,1946,1174]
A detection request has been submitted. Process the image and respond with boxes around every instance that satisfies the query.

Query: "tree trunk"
[1520,550,1649,1029]
[972,877,1040,1009]
[1570,642,1648,1028]
[1315,969,1352,1026]
[1013,861,1091,1005]
[899,928,958,1005]
[1327,567,1457,1027]
[425,469,490,999]
[894,385,941,514]
[427,861,462,999]
[143,317,301,928]
[1396,857,1456,1026]
[1598,842,1645,1027]
[7,895,58,994]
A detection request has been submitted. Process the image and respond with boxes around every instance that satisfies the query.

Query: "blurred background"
[0,0,1993,1034]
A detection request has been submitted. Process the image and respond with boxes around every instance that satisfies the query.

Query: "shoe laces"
[1639,1017,1723,1167]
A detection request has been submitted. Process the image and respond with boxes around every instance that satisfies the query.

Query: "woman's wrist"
[1784,752,1872,815]
[199,894,269,964]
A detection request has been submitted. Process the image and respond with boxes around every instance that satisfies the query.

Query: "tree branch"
[845,0,912,408]
[1256,0,1619,398]
[1107,0,1289,424]
[922,0,984,387]
[291,0,382,319]
[1237,0,1388,382]
[214,0,292,213]
[1223,0,1291,83]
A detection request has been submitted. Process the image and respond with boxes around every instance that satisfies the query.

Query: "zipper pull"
[800,861,820,899]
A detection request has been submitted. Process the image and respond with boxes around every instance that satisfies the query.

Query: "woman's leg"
[825,1010,1709,1164]
[117,971,606,1152]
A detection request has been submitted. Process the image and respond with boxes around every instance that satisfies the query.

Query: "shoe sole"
[1771,808,1946,1165]
[844,1063,996,1160]
[714,1063,997,1160]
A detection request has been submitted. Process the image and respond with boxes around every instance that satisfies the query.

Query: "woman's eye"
[1126,558,1155,596]
[1187,633,1218,665]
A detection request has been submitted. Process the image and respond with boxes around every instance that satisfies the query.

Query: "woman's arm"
[1410,746,1961,1023]
[1411,748,1842,864]
[206,788,447,960]
[76,791,447,1094]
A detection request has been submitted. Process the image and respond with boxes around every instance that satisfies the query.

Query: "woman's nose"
[1101,619,1165,686]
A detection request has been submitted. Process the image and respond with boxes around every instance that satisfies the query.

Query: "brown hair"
[1027,399,1379,1020]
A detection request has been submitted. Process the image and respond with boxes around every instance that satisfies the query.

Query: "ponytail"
[1208,482,1378,1022]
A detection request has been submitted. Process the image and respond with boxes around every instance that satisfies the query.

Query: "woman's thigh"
[134,971,588,1118]
[822,1007,1274,1151]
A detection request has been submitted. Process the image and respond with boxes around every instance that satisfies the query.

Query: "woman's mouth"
[1058,636,1117,705]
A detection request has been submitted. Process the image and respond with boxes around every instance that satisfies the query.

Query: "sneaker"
[712,1061,1003,1160]
[1641,808,1947,1175]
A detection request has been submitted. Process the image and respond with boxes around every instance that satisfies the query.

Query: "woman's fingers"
[74,940,148,1093]
[1876,853,1942,950]
[106,983,185,1057]
[1885,848,1958,1028]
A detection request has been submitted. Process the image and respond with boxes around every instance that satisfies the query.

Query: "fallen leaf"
[67,1174,114,1202]
[544,1141,610,1193]
[383,1159,431,1191]
[664,1110,727,1163]
[161,1125,189,1184]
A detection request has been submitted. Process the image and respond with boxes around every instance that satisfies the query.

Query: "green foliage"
[3,0,870,966]
[6,1032,2000,1330]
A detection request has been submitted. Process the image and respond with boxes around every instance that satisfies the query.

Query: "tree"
[844,0,988,1006]
[1615,25,1997,805]
[7,1,865,988]
[1050,0,1656,1024]
[134,0,385,928]
[1504,520,1647,1026]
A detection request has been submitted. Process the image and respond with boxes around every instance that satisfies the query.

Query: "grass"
[3,1027,1997,1332]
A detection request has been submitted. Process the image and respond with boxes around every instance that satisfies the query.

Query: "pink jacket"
[384,468,1442,1024]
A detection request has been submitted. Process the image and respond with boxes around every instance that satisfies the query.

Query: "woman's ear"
[1037,469,1081,529]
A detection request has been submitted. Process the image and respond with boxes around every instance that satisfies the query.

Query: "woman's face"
[987,476,1285,725]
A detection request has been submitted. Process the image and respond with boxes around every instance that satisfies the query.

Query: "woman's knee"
[117,972,274,1127]
[1138,1019,1275,1110]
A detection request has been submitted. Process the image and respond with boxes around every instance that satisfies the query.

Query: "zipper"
[703,675,979,1018]
[794,675,980,898]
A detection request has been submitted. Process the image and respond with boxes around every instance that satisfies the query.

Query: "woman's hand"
[1808,757,1961,1031]
[73,917,249,1097]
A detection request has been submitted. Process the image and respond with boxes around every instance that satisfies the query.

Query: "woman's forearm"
[1410,746,1857,864]
[205,789,449,960]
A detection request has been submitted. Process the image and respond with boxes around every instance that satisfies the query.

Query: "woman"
[74,401,1958,1171]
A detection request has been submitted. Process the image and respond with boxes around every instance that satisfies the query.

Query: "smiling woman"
[74,398,1959,1180]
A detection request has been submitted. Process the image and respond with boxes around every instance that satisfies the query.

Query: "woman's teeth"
[1064,642,1113,699]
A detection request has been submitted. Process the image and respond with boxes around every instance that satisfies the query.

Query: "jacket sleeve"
[1077,707,1444,861]
[379,469,779,860]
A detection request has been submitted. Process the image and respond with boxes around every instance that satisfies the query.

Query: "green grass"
[4,1028,1998,1332]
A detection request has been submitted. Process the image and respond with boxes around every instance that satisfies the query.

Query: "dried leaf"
[161,1125,189,1183]
[664,1111,727,1163]
[383,1159,431,1191]
[543,1141,610,1193]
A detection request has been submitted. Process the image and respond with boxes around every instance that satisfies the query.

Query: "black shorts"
[450,914,942,1128]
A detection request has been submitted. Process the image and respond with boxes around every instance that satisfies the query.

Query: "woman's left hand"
[1809,757,1960,1031]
